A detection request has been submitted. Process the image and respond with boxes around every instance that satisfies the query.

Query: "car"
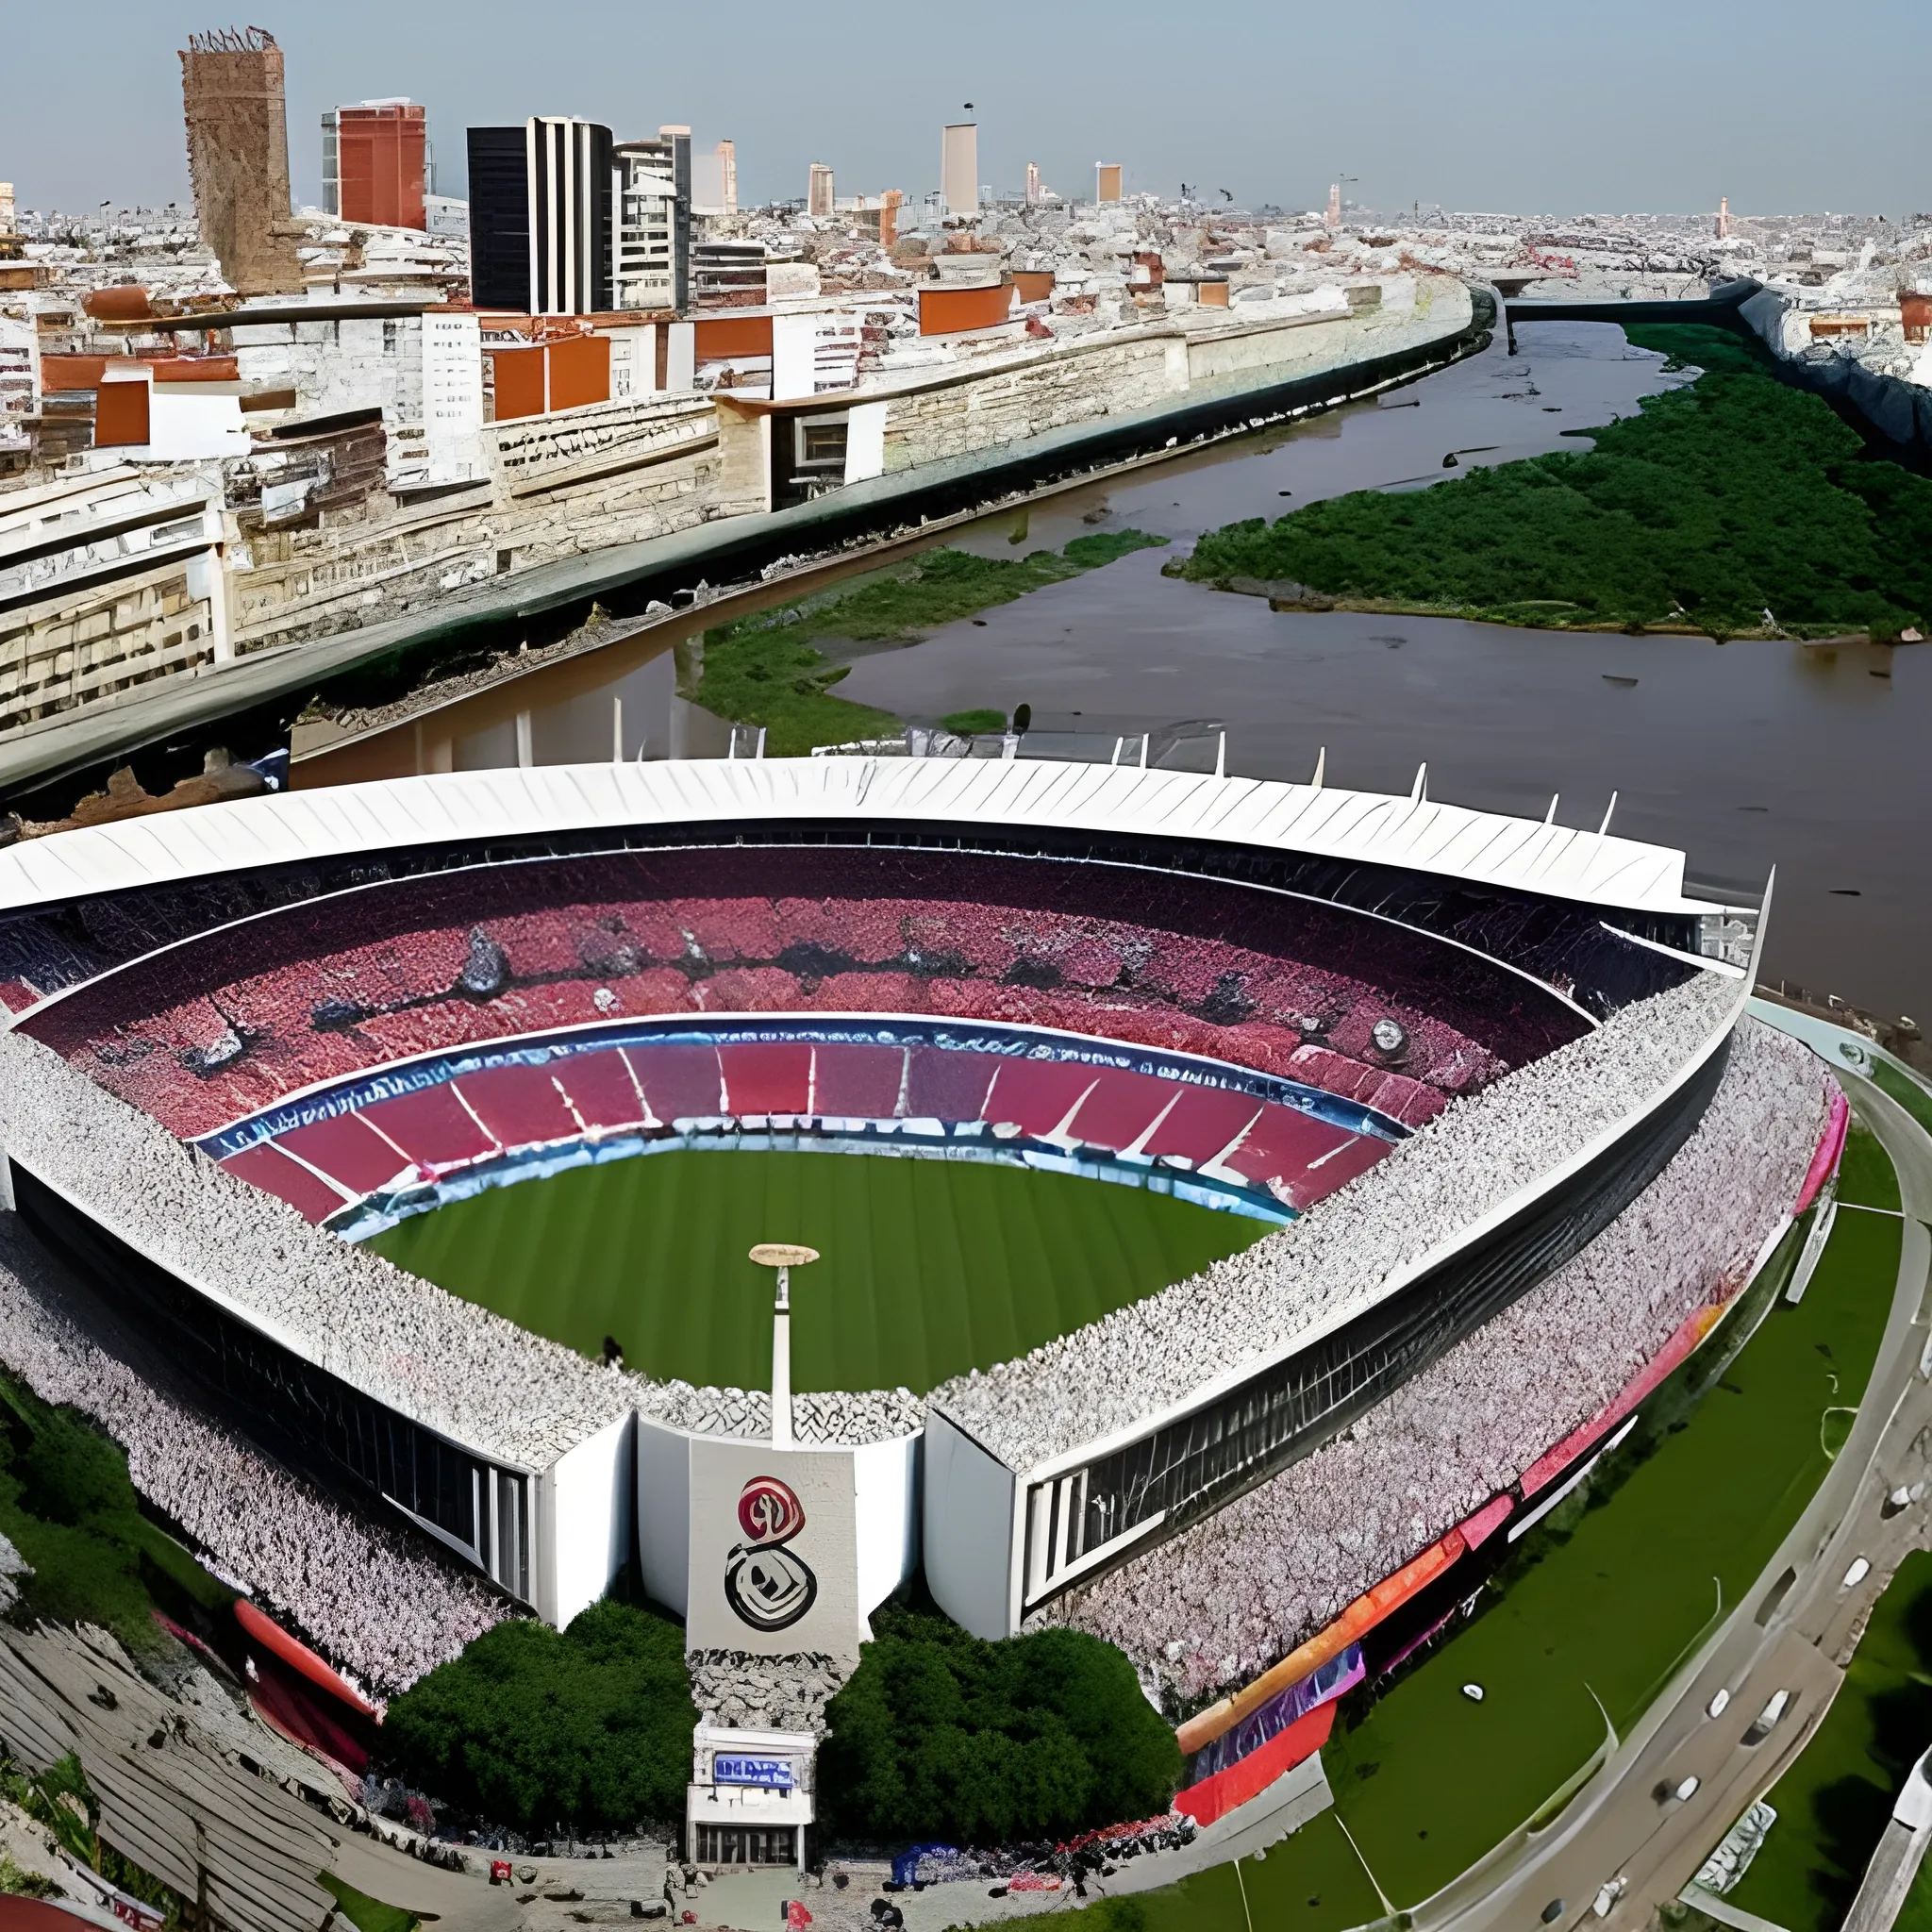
[1674,1775,1702,1802]
[1706,1688,1731,1719]
[1741,1690,1791,1746]
[1842,1557,1872,1589]
[1592,1876,1628,1919]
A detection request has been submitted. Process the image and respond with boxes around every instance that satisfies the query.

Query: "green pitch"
[366,1149,1265,1394]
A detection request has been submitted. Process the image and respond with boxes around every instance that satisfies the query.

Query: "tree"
[818,1607,1181,1845]
[381,1600,696,1833]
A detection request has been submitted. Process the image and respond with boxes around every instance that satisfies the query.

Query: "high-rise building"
[941,124,977,218]
[467,117,615,314]
[322,100,426,230]
[1095,163,1123,205]
[1024,162,1040,207]
[178,26,304,295]
[614,126,691,311]
[808,163,834,218]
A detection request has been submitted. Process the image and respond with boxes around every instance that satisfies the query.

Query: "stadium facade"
[0,757,1774,1677]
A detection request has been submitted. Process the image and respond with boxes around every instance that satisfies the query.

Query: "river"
[308,322,1931,1024]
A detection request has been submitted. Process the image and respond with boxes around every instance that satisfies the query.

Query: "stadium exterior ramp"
[0,758,1756,1657]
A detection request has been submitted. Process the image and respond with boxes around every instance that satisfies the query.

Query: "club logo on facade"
[724,1474,817,1632]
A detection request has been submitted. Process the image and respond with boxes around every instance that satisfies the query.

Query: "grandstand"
[0,756,1826,1813]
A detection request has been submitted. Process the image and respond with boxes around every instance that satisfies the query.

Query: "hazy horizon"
[7,0,1926,222]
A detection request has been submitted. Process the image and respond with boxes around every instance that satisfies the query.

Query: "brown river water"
[304,323,1929,1023]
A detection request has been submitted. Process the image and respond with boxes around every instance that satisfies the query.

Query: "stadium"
[0,754,1839,1838]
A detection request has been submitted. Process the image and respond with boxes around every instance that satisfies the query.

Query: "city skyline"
[5,0,1927,220]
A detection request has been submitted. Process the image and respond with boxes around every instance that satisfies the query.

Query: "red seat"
[220,1143,348,1223]
[454,1062,580,1147]
[630,1043,725,1122]
[1140,1086,1267,1165]
[1056,1067,1178,1152]
[809,1042,907,1120]
[903,1047,999,1123]
[981,1059,1105,1137]
[1215,1107,1387,1208]
[275,1112,416,1196]
[553,1049,654,1131]
[719,1041,814,1116]
[359,1085,496,1170]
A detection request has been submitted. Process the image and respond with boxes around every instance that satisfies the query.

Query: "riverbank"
[1174,325,1932,642]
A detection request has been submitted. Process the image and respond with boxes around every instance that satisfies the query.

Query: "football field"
[367,1148,1266,1394]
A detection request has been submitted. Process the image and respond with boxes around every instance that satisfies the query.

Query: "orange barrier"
[233,1599,380,1718]
[1175,1524,1470,1756]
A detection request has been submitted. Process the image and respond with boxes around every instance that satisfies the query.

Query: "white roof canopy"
[0,758,1718,919]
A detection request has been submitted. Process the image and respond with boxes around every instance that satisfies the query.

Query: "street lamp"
[749,1243,819,1449]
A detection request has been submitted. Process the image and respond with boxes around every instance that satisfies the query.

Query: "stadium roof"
[0,758,1720,919]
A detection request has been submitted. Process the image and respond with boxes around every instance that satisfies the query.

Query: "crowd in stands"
[0,1217,506,1692]
[26,864,1538,1142]
[933,969,1746,1469]
[1041,1016,1829,1700]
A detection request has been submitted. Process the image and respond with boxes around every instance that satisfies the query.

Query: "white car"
[1674,1775,1702,1802]
[1842,1557,1872,1590]
[1742,1690,1791,1745]
[1706,1688,1731,1719]
[1593,1876,1628,1918]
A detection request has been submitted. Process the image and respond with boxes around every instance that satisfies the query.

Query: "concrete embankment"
[0,288,1488,813]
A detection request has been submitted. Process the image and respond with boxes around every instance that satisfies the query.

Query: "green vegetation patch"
[940,708,1008,735]
[380,1600,694,1836]
[368,1149,1262,1395]
[1179,325,1932,638]
[1729,1549,1932,1932]
[818,1605,1182,1843]
[320,1872,423,1932]
[693,531,1168,753]
[0,1369,232,1650]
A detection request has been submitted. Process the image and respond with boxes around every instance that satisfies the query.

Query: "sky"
[7,0,1927,221]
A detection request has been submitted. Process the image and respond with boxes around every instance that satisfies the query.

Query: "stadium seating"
[21,846,1574,1152]
[208,1033,1397,1225]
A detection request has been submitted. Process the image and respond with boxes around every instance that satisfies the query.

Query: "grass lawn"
[1727,1549,1932,1932]
[1874,1060,1932,1143]
[367,1149,1261,1394]
[1121,1133,1903,1926]
[1839,1119,1904,1211]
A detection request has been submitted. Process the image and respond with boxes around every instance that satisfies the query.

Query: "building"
[615,128,691,311]
[321,100,427,231]
[687,1726,816,1869]
[466,117,615,315]
[1096,163,1123,205]
[1024,162,1040,207]
[691,141,737,217]
[808,164,834,219]
[691,240,766,308]
[941,124,977,218]
[177,26,304,295]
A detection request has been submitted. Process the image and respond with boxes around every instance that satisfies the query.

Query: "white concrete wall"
[852,1432,920,1620]
[922,1411,1018,1640]
[541,1408,635,1628]
[638,1414,694,1615]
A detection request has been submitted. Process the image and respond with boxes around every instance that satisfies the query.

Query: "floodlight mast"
[749,1243,820,1449]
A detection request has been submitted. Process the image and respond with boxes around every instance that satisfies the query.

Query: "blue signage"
[714,1755,793,1790]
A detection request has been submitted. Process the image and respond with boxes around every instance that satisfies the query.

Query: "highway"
[1420,1055,1932,1932]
